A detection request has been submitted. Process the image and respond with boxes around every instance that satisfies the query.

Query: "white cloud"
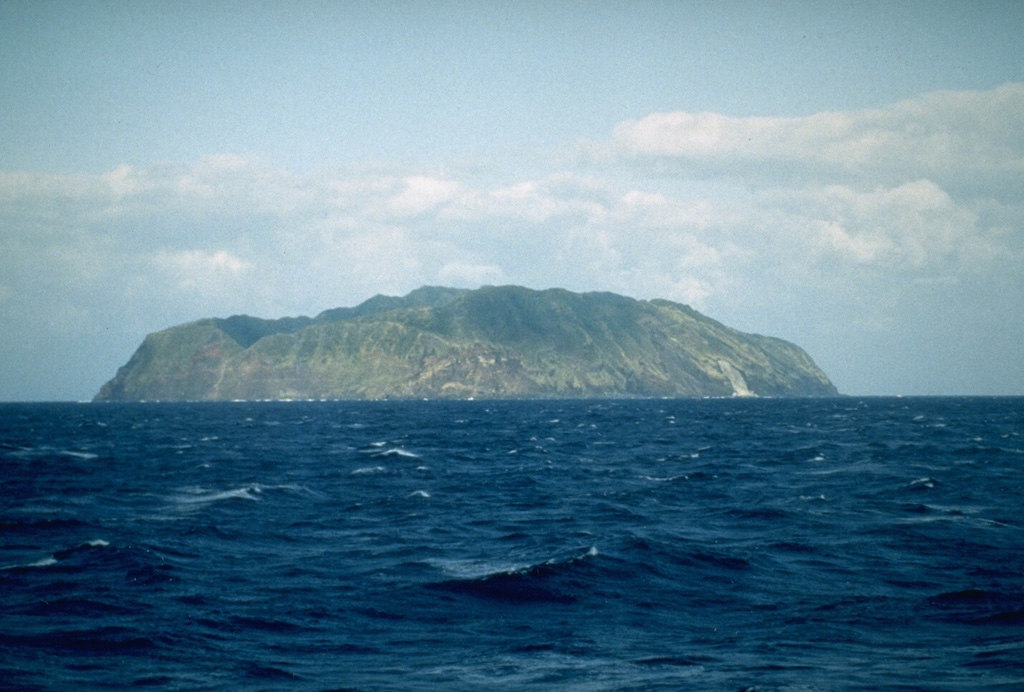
[755,179,990,271]
[445,176,609,225]
[159,249,251,275]
[387,176,462,215]
[611,189,743,233]
[611,83,1024,191]
[103,164,148,197]
[153,249,253,294]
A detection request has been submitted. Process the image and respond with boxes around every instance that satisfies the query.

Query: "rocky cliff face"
[94,285,838,401]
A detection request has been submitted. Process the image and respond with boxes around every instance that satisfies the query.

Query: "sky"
[2,0,1023,400]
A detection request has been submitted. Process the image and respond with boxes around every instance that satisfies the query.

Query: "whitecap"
[409,490,431,498]
[434,546,597,581]
[60,450,99,460]
[175,486,262,505]
[31,556,59,567]
[376,448,419,458]
[2,556,57,570]
[87,539,110,547]
[432,558,530,580]
[351,466,386,475]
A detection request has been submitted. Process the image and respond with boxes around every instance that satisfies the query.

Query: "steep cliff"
[94,285,838,400]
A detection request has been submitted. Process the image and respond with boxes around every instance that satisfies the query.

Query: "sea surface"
[2,397,1023,691]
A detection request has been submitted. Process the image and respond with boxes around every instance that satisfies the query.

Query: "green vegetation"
[94,286,838,401]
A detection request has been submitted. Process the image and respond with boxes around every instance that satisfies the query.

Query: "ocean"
[1,397,1022,691]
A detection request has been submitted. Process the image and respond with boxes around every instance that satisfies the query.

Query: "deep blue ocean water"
[2,397,1023,691]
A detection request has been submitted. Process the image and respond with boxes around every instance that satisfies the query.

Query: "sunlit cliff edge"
[94,285,838,401]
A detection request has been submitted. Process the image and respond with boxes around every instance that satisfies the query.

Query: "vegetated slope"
[94,285,838,401]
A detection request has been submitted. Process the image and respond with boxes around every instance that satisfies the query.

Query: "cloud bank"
[2,84,1022,398]
[610,83,1024,192]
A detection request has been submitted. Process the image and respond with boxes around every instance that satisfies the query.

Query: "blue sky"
[2,0,1023,399]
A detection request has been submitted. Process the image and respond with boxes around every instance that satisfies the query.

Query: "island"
[94,285,838,401]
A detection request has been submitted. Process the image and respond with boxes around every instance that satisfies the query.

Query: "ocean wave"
[928,587,1024,625]
[241,662,303,681]
[427,547,600,603]
[22,595,137,617]
[619,535,756,582]
[60,450,100,460]
[351,465,386,475]
[174,486,263,505]
[640,474,689,482]
[2,555,58,571]
[5,446,99,461]
[2,538,109,571]
[170,483,322,511]
[373,448,420,458]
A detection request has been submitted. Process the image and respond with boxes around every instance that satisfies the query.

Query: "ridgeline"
[94,285,838,401]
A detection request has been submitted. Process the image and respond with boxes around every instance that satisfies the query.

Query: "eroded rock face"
[94,285,839,401]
